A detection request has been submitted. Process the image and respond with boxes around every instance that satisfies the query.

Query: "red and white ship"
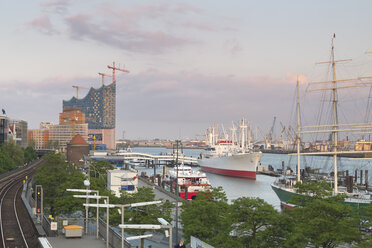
[165,165,211,200]
[198,119,262,179]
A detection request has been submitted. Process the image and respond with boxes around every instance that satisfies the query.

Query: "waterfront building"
[40,121,54,129]
[9,119,28,148]
[107,169,138,197]
[0,115,9,145]
[28,129,50,149]
[59,107,86,125]
[49,123,88,152]
[63,82,116,150]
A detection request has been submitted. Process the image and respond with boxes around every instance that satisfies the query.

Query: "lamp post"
[118,223,172,248]
[83,180,90,235]
[83,198,111,248]
[84,200,162,248]
[66,189,100,239]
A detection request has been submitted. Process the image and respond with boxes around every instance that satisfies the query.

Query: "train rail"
[0,160,44,248]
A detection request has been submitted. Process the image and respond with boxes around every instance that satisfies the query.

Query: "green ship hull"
[271,183,370,216]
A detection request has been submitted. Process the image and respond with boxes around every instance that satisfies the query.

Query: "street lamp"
[118,223,172,248]
[117,200,162,248]
[73,194,104,240]
[84,200,162,248]
[83,198,111,248]
[83,180,90,235]
[67,188,98,237]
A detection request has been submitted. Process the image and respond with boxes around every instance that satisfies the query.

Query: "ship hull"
[271,183,370,215]
[198,152,262,179]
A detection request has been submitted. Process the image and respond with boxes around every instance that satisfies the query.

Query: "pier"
[88,151,198,166]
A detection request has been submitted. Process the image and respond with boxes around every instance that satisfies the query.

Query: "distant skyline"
[1,0,372,140]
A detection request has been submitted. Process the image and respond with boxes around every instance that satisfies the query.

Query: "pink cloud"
[285,72,308,84]
[27,16,59,35]
[64,13,191,53]
[28,1,235,54]
[181,21,216,31]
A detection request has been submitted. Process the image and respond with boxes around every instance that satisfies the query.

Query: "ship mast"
[296,77,301,183]
[331,36,339,194]
[240,118,247,150]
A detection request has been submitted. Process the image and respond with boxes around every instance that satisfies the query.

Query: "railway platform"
[47,235,106,248]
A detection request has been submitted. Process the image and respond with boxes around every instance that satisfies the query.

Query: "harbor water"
[132,147,372,210]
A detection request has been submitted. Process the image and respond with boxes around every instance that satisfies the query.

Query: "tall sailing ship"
[271,35,371,213]
[198,119,262,179]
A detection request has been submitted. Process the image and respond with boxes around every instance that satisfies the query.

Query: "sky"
[1,0,372,140]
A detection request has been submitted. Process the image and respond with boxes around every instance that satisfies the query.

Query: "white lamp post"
[118,223,172,248]
[83,198,111,248]
[83,180,90,235]
[84,200,162,248]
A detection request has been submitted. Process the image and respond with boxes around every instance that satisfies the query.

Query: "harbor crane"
[98,72,112,86]
[72,86,89,99]
[107,62,129,83]
[267,116,277,143]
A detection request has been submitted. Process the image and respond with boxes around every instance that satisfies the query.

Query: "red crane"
[107,61,129,83]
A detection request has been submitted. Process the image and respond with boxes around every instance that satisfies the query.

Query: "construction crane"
[61,116,79,138]
[107,61,129,83]
[98,72,112,86]
[267,116,277,143]
[72,86,88,99]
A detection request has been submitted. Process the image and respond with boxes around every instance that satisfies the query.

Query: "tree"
[27,138,36,149]
[180,187,240,247]
[231,197,282,248]
[46,140,59,150]
[24,146,37,164]
[356,203,372,247]
[33,153,86,215]
[89,160,114,181]
[286,181,360,248]
[0,150,15,173]
[0,140,24,166]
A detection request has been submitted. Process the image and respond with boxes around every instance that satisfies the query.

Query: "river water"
[131,147,372,210]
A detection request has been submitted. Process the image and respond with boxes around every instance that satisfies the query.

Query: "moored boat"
[198,119,262,179]
[271,35,371,214]
[164,164,211,200]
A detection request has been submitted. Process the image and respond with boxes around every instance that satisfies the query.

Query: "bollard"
[365,170,369,190]
[360,170,363,185]
[355,169,358,182]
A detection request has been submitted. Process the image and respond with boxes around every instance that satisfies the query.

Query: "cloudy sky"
[1,0,372,140]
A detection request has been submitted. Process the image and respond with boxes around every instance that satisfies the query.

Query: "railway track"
[0,160,44,248]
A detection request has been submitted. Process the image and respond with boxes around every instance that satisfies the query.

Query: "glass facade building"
[0,116,8,145]
[63,82,116,129]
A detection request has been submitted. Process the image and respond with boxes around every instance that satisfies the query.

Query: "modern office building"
[0,115,8,146]
[63,83,116,129]
[59,107,86,125]
[9,120,28,148]
[63,82,116,150]
[28,129,50,149]
[49,123,88,152]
